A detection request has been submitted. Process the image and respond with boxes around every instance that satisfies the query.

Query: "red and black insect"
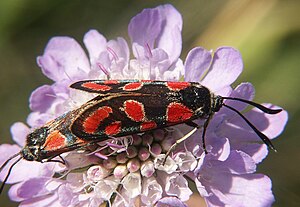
[0,80,282,193]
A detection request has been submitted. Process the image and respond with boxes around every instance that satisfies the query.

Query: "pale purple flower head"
[0,4,288,207]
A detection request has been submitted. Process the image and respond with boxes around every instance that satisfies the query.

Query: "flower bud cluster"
[87,129,173,182]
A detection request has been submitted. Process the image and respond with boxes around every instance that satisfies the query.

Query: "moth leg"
[163,121,199,165]
[45,155,66,165]
[201,117,214,154]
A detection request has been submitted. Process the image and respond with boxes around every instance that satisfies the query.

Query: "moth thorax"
[26,127,48,146]
[212,95,223,112]
[21,146,40,161]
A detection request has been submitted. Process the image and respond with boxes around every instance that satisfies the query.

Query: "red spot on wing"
[141,121,157,131]
[167,102,193,123]
[104,80,119,84]
[123,100,145,122]
[83,106,113,134]
[167,82,190,91]
[105,121,121,135]
[82,82,112,91]
[43,130,66,151]
[123,82,143,91]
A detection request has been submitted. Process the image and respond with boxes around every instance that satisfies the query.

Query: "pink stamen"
[106,142,124,149]
[97,62,110,78]
[94,152,108,160]
[145,43,153,58]
[107,47,119,61]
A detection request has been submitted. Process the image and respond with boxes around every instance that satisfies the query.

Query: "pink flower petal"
[29,85,56,112]
[225,105,288,145]
[256,105,288,139]
[37,37,90,82]
[58,185,78,206]
[206,174,274,207]
[10,122,29,147]
[18,178,50,199]
[184,47,212,82]
[0,144,20,181]
[26,111,55,128]
[83,29,107,64]
[128,4,182,63]
[155,4,183,63]
[223,82,255,114]
[8,181,24,202]
[128,6,161,50]
[165,174,192,201]
[19,194,61,207]
[107,37,129,63]
[0,154,54,184]
[156,197,187,207]
[201,47,243,92]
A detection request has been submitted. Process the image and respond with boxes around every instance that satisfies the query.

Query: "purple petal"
[149,48,170,79]
[184,47,212,82]
[19,193,61,207]
[213,138,230,161]
[222,82,255,114]
[156,197,187,207]
[83,29,107,64]
[128,6,161,50]
[195,150,273,206]
[255,105,288,139]
[224,105,288,144]
[27,111,55,128]
[0,144,20,180]
[58,185,78,206]
[29,85,56,112]
[155,4,183,63]
[161,59,184,81]
[185,118,230,160]
[0,148,54,183]
[37,37,90,82]
[196,151,256,176]
[201,47,243,93]
[107,37,130,63]
[195,179,210,197]
[220,125,269,163]
[206,174,274,207]
[9,160,54,183]
[215,85,233,97]
[17,178,50,199]
[10,122,29,147]
[8,182,23,202]
[239,144,268,164]
[165,174,192,201]
[128,4,182,63]
[220,151,256,174]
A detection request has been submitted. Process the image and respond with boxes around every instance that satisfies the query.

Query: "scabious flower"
[0,4,288,207]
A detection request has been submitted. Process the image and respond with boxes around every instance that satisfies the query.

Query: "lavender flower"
[0,4,288,207]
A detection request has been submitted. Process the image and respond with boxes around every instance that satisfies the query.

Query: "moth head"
[22,127,49,161]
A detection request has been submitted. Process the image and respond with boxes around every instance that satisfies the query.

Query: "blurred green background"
[0,0,299,206]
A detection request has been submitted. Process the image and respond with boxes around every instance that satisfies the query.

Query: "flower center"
[87,129,176,181]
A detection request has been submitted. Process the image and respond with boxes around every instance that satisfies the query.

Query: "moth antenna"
[223,103,277,152]
[0,152,20,173]
[0,153,22,194]
[222,97,282,114]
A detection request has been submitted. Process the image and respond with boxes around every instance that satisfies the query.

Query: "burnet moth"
[0,80,282,193]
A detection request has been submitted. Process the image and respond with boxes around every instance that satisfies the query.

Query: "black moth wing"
[70,81,211,140]
[70,79,144,95]
[70,94,165,140]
